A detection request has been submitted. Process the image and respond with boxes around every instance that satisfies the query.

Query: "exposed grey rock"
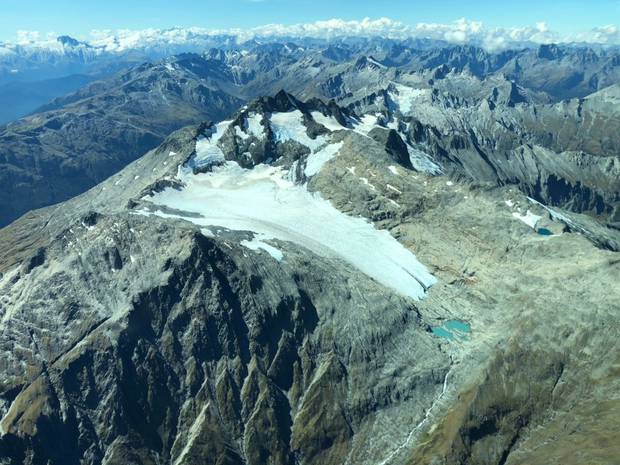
[1,39,620,465]
[0,92,618,465]
[367,127,414,169]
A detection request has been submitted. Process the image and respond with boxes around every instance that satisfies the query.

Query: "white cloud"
[573,25,620,45]
[3,18,620,53]
[15,30,41,44]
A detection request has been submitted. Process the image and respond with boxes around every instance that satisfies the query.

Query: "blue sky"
[1,0,619,41]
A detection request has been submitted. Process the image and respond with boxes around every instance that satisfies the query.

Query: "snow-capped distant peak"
[367,56,387,69]
[56,35,87,48]
[3,17,620,64]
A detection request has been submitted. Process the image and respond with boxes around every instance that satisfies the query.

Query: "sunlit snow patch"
[304,142,343,177]
[187,120,231,172]
[353,114,381,136]
[241,233,284,261]
[270,110,326,151]
[246,113,265,137]
[236,113,265,140]
[407,146,442,175]
[367,56,387,69]
[388,83,430,115]
[512,210,542,229]
[310,111,346,131]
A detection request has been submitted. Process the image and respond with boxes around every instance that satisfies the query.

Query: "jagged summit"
[188,92,439,177]
[56,35,83,47]
[243,90,351,122]
[249,89,305,113]
[487,79,529,107]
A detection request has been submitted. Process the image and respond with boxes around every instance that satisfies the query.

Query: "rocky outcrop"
[380,85,620,226]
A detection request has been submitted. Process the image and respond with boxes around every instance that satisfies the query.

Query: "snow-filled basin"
[143,161,436,300]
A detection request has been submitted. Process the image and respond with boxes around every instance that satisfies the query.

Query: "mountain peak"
[354,55,387,71]
[245,90,304,114]
[537,43,565,60]
[56,35,83,47]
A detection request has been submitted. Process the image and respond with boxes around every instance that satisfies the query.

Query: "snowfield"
[407,146,443,175]
[270,110,327,151]
[240,233,284,261]
[304,142,344,177]
[310,111,347,131]
[388,83,431,115]
[236,113,266,140]
[188,120,231,172]
[145,162,435,299]
[512,210,542,229]
[141,116,436,299]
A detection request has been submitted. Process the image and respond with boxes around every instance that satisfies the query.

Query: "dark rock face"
[0,215,444,465]
[0,122,162,227]
[367,128,414,169]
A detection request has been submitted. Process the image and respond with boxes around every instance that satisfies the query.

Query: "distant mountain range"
[1,40,619,229]
[1,24,619,122]
[2,21,620,83]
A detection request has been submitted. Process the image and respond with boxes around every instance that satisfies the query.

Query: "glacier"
[140,116,436,300]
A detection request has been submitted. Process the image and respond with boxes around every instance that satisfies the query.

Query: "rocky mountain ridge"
[2,41,620,231]
[1,92,619,464]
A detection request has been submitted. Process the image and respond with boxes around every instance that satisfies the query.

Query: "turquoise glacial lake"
[431,320,471,341]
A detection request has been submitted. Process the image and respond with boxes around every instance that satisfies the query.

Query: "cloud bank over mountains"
[2,18,620,53]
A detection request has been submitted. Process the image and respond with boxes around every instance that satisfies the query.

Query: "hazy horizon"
[1,0,619,44]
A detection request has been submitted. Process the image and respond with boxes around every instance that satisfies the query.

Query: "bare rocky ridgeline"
[0,91,618,465]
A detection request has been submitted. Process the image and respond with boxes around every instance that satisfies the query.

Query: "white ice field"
[142,111,437,300]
